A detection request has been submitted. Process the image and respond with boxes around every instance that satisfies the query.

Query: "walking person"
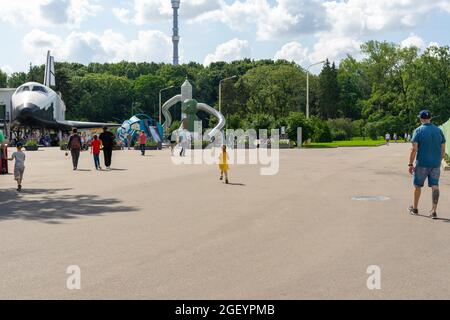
[91,135,102,170]
[68,128,82,170]
[169,130,177,156]
[99,127,115,170]
[393,133,398,143]
[385,132,391,146]
[408,110,446,219]
[7,142,26,192]
[179,128,186,157]
[138,131,147,156]
[219,145,230,184]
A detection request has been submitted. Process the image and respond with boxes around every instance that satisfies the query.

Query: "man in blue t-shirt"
[408,110,447,219]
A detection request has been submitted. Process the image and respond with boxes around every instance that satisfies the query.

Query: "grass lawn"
[306,137,387,148]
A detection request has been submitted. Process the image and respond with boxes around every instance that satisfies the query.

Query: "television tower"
[171,0,180,65]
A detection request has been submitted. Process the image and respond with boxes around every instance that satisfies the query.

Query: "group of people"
[4,110,445,207]
[385,132,412,145]
[67,127,115,171]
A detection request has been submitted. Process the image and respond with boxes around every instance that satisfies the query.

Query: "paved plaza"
[0,144,449,299]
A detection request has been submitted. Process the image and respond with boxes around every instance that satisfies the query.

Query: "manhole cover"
[351,196,390,201]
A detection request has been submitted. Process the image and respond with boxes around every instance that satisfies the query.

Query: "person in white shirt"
[8,143,26,192]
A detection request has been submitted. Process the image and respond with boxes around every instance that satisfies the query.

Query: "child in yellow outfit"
[219,145,229,184]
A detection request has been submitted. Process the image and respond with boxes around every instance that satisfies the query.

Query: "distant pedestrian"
[170,131,177,156]
[179,128,187,157]
[126,132,132,150]
[385,133,391,145]
[91,135,102,170]
[68,128,82,170]
[219,145,230,184]
[7,142,26,192]
[404,132,408,142]
[393,133,398,143]
[408,110,446,219]
[100,127,115,170]
[138,131,147,156]
[407,133,411,142]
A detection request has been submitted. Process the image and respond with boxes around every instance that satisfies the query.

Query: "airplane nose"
[14,103,40,121]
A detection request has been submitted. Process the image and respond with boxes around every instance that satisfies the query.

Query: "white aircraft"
[11,51,119,130]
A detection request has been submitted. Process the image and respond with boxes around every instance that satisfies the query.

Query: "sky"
[0,0,449,76]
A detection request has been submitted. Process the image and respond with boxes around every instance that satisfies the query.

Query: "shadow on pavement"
[416,214,450,222]
[0,188,137,223]
[226,182,246,186]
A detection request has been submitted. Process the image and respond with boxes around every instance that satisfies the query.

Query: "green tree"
[133,74,166,118]
[7,72,27,88]
[318,60,340,119]
[0,70,7,87]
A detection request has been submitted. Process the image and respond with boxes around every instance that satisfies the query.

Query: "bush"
[25,139,38,147]
[365,122,382,140]
[285,112,313,143]
[245,113,275,137]
[145,140,157,147]
[310,117,333,143]
[168,120,181,137]
[352,119,365,138]
[226,114,242,130]
[327,118,354,141]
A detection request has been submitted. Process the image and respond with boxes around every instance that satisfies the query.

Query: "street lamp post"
[306,60,326,119]
[159,86,175,124]
[219,76,238,114]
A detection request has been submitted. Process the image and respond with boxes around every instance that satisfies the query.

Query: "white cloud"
[1,65,13,76]
[309,35,362,63]
[0,0,101,27]
[22,29,173,65]
[274,42,309,65]
[323,0,450,38]
[194,0,328,40]
[112,7,132,24]
[401,34,426,49]
[274,36,361,69]
[204,38,252,65]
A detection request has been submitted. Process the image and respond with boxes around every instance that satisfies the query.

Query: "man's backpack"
[71,135,82,150]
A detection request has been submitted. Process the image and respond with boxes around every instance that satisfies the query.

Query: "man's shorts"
[14,167,25,181]
[414,166,440,188]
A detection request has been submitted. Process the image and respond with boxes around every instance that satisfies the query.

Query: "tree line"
[1,40,449,142]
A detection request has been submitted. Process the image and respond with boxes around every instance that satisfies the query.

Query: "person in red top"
[138,131,147,156]
[91,135,102,170]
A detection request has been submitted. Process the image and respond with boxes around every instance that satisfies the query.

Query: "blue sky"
[0,0,449,75]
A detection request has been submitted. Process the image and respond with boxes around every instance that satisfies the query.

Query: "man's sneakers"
[17,185,22,192]
[408,206,439,220]
[408,206,418,215]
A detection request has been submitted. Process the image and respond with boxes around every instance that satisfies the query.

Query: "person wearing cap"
[408,110,446,219]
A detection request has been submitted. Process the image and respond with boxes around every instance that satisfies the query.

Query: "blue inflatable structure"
[117,114,164,147]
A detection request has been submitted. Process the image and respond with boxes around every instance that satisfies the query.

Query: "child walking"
[91,135,102,170]
[219,145,229,184]
[8,142,26,192]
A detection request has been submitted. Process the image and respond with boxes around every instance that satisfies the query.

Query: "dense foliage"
[3,40,449,142]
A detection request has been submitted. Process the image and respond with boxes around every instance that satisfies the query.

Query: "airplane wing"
[57,120,121,129]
